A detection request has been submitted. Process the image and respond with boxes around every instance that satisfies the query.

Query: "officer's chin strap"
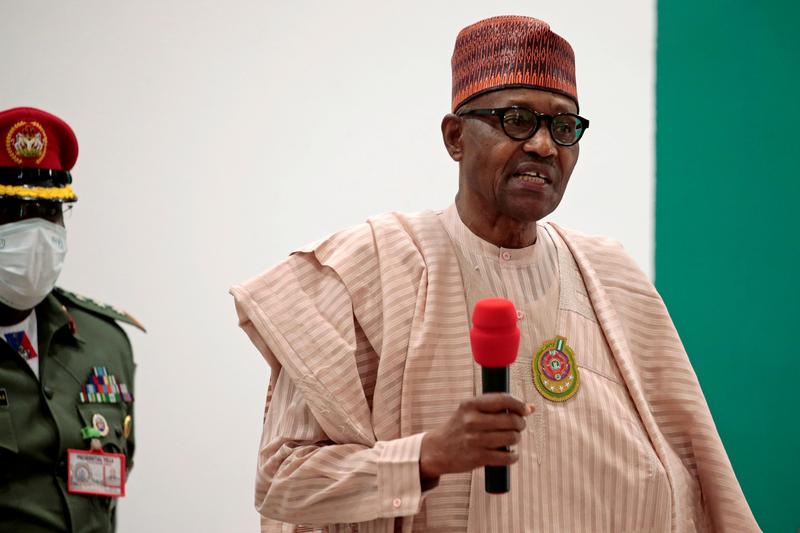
[80,426,103,451]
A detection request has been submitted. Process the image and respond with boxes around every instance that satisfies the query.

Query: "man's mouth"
[513,171,550,184]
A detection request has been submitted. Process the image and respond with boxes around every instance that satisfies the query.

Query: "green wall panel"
[656,1,799,531]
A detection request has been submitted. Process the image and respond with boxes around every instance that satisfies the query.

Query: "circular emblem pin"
[533,336,580,401]
[5,120,47,165]
[92,413,109,437]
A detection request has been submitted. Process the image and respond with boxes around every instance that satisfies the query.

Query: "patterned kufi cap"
[451,16,578,112]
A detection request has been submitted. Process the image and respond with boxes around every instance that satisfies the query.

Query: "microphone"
[469,297,520,494]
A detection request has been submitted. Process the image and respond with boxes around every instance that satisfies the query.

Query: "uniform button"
[392,498,402,509]
[500,251,512,261]
[43,386,54,399]
[517,310,525,320]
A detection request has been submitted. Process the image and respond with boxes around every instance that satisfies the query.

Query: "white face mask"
[0,218,68,310]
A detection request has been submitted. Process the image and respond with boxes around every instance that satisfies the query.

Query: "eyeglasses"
[0,201,72,224]
[456,106,589,146]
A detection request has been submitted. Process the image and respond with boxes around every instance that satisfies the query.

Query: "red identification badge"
[67,449,126,497]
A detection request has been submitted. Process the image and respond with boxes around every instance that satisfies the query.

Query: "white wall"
[1,2,654,532]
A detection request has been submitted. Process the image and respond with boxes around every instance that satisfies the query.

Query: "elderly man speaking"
[232,15,758,533]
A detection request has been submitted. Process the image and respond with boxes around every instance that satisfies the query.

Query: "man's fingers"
[479,430,521,449]
[464,411,526,432]
[483,450,519,467]
[471,393,531,416]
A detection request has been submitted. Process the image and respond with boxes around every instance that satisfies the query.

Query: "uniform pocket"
[76,403,128,455]
[0,411,17,454]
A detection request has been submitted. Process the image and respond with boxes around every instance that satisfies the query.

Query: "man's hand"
[419,393,534,483]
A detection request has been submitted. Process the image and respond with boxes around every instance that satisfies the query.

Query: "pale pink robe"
[231,207,759,532]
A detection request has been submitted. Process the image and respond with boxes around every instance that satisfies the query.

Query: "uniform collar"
[35,293,83,348]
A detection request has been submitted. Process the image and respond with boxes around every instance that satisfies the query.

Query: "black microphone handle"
[482,365,510,494]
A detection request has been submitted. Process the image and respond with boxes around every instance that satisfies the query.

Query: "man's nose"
[522,125,558,158]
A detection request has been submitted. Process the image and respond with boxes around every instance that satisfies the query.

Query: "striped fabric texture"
[442,206,674,532]
[231,208,759,532]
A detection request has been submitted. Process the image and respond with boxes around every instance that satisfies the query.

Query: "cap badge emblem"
[6,120,48,165]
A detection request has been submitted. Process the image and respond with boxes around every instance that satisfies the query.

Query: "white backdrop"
[2,2,654,532]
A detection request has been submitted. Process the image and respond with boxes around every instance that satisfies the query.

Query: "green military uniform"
[0,107,141,531]
[0,288,141,533]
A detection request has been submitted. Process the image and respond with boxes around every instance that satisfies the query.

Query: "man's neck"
[455,197,538,249]
[0,303,34,327]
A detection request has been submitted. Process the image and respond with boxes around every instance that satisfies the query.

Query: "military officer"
[0,107,143,532]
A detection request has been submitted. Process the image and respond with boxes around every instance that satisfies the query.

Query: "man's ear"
[441,114,464,161]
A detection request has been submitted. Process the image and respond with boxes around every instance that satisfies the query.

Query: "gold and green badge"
[533,336,580,401]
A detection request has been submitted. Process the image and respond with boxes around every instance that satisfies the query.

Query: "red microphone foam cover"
[470,298,520,368]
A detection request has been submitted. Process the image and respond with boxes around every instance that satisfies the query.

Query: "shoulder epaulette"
[53,288,146,332]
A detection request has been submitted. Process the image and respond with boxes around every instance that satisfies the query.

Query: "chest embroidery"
[533,336,580,401]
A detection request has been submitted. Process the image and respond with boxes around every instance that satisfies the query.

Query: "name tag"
[67,449,126,497]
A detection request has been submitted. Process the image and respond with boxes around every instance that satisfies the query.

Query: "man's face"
[448,88,580,224]
[0,200,66,226]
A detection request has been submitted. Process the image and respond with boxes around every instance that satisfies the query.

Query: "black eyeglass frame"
[0,200,71,224]
[456,106,590,146]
